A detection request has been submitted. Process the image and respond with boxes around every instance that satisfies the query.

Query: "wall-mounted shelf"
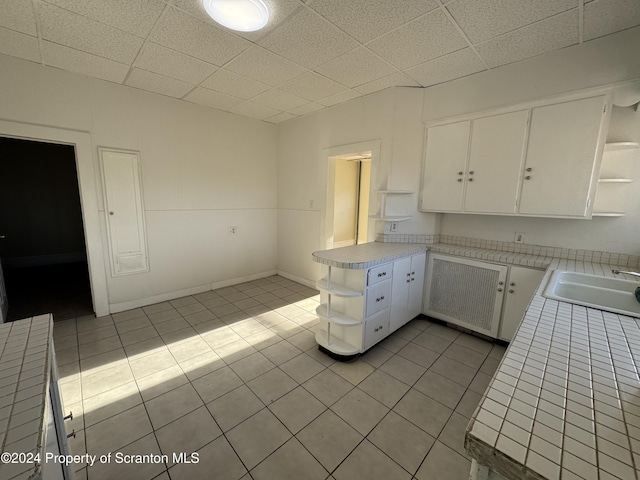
[368,215,412,222]
[604,142,640,152]
[592,212,626,217]
[371,190,414,222]
[598,178,633,183]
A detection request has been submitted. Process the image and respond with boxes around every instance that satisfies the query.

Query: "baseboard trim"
[275,270,316,289]
[109,269,278,314]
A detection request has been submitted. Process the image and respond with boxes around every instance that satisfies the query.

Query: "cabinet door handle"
[498,281,504,285]
[377,272,386,277]
[376,296,385,302]
[411,278,415,281]
[525,175,532,180]
[468,178,474,182]
[509,289,515,293]
[497,288,503,292]
[406,279,410,283]
[458,171,463,175]
[64,412,73,421]
[526,167,533,172]
[510,282,515,286]
[67,430,76,439]
[457,178,462,182]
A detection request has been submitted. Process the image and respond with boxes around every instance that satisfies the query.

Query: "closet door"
[100,149,149,276]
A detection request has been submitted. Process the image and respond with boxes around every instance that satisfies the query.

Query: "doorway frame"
[0,120,109,317]
[321,139,381,250]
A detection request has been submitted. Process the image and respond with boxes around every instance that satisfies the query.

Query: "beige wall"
[0,54,278,312]
[333,160,358,246]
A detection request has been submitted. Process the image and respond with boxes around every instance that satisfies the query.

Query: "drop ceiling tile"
[314,47,396,88]
[0,26,40,63]
[126,68,194,98]
[584,0,640,41]
[136,42,217,84]
[279,72,346,101]
[406,47,486,87]
[252,89,309,111]
[184,87,244,111]
[230,101,282,120]
[225,46,306,86]
[38,2,143,64]
[310,0,438,43]
[0,0,37,36]
[149,6,250,66]
[368,9,468,70]
[317,89,362,107]
[447,0,576,44]
[201,69,270,99]
[172,0,303,41]
[476,10,578,68]
[42,41,129,83]
[288,102,324,116]
[354,72,420,95]
[258,7,359,69]
[265,112,297,124]
[42,0,166,37]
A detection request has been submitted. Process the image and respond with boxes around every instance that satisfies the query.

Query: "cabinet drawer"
[367,263,392,286]
[364,309,390,350]
[365,280,391,318]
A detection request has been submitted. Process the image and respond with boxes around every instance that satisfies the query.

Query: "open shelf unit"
[369,190,414,223]
[593,142,638,217]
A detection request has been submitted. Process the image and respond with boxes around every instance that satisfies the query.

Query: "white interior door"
[0,258,8,323]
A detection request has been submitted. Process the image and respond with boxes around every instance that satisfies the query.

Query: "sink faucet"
[612,269,640,278]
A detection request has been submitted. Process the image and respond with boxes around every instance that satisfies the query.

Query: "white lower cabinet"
[498,266,545,341]
[315,251,426,356]
[424,253,543,341]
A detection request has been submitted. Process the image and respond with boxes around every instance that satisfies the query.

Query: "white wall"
[421,27,640,256]
[276,87,435,284]
[0,54,278,312]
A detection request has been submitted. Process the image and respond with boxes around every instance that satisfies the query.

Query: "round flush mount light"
[203,0,270,32]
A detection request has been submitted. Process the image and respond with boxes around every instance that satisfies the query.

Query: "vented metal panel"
[428,258,500,333]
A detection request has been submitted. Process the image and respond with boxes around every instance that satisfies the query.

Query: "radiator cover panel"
[425,254,507,336]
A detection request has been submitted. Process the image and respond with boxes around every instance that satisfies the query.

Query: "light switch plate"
[514,232,525,244]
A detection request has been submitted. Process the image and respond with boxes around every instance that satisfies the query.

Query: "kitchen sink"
[543,270,640,317]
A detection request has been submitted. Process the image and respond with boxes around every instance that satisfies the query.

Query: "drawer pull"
[67,430,76,439]
[377,272,386,277]
[411,278,415,281]
[406,279,410,283]
[64,412,73,421]
[376,296,385,302]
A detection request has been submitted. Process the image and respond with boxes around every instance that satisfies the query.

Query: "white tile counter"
[463,254,640,480]
[0,315,54,480]
[312,242,427,269]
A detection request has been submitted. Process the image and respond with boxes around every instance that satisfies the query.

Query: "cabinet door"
[420,121,469,212]
[464,111,529,214]
[518,95,607,217]
[390,256,411,333]
[499,266,545,342]
[407,253,426,319]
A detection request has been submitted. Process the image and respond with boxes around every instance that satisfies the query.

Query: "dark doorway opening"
[0,136,94,321]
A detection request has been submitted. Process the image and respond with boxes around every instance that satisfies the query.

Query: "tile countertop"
[312,242,428,269]
[461,253,640,480]
[0,315,53,480]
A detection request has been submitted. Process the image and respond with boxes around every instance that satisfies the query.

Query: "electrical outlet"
[228,226,237,235]
[514,232,525,244]
[390,222,398,232]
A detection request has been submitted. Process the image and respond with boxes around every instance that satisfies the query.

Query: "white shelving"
[315,330,360,355]
[369,190,413,223]
[315,305,360,326]
[315,278,362,297]
[593,142,638,217]
[604,142,640,152]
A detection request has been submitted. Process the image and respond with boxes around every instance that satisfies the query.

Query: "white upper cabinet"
[420,121,469,212]
[518,95,608,217]
[420,93,611,218]
[100,148,149,276]
[464,110,529,214]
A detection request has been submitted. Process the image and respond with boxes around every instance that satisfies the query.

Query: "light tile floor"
[53,275,506,480]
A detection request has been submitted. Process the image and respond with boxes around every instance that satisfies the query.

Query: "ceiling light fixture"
[203,0,269,32]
